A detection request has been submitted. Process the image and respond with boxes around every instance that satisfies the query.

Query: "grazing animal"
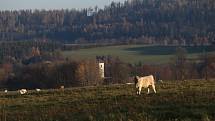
[60,86,64,89]
[134,75,156,95]
[126,83,134,85]
[36,88,41,92]
[19,89,27,94]
[4,90,8,93]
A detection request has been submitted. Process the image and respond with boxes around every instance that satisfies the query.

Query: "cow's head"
[134,76,139,86]
[134,76,140,94]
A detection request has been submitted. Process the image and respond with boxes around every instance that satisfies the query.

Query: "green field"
[0,80,215,121]
[63,45,215,64]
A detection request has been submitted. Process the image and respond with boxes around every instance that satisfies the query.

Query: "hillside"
[0,80,214,121]
[63,45,215,64]
[0,0,215,44]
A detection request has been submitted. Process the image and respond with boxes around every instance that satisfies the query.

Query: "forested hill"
[0,0,215,45]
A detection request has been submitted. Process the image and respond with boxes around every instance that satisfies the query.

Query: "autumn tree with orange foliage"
[75,60,102,86]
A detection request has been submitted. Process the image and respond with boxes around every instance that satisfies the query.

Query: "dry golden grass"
[0,80,215,121]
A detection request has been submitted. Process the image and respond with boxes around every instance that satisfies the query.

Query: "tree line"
[132,47,215,81]
[0,41,62,64]
[0,58,131,89]
[0,0,215,44]
[0,52,214,90]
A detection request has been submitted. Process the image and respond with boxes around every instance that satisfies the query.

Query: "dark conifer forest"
[0,0,215,44]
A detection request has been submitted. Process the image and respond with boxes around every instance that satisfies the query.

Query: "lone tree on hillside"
[199,52,215,80]
[171,47,187,81]
[106,57,130,84]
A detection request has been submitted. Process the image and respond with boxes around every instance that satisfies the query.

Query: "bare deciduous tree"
[171,47,187,81]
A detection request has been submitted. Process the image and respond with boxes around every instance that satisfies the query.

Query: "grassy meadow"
[63,45,215,64]
[0,80,214,121]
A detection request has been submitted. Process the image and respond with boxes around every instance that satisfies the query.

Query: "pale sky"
[0,0,127,11]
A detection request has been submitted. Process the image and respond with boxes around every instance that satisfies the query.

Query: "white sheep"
[19,89,27,94]
[134,75,156,95]
[60,86,64,89]
[126,83,134,85]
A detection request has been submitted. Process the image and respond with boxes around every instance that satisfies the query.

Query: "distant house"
[87,7,98,17]
[87,10,94,16]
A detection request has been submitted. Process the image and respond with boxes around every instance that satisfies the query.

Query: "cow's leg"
[136,87,139,95]
[152,84,156,93]
[147,87,150,94]
[138,87,142,95]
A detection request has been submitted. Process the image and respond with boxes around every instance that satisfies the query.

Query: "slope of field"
[0,80,215,121]
[63,45,215,64]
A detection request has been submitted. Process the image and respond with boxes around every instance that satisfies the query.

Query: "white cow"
[134,75,156,95]
[19,89,27,94]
